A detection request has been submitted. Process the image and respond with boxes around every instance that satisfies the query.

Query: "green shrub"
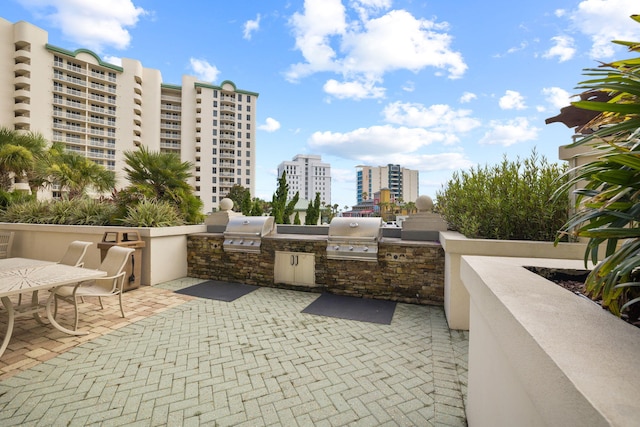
[0,199,51,224]
[119,198,184,227]
[436,149,569,241]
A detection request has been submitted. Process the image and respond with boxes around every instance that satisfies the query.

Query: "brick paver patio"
[0,278,468,426]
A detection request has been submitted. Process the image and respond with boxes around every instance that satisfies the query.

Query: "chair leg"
[98,297,103,309]
[118,292,125,318]
[73,297,79,331]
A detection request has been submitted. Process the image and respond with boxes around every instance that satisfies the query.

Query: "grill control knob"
[335,245,340,250]
[349,246,354,251]
[363,247,369,251]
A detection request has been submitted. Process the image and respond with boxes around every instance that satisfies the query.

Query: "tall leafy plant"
[436,149,569,241]
[555,15,640,322]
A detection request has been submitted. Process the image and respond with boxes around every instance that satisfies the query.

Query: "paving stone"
[0,278,468,426]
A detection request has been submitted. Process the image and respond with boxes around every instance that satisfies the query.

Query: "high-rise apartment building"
[356,164,419,204]
[0,18,257,213]
[277,154,331,205]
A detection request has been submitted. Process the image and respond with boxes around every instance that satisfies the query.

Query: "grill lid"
[328,217,383,240]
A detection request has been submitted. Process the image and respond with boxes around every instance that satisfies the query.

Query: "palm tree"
[123,145,193,200]
[46,150,115,199]
[0,127,47,191]
[122,145,203,224]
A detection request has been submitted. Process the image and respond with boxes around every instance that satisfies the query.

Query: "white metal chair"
[0,231,15,259]
[58,241,93,267]
[18,240,93,307]
[53,246,135,331]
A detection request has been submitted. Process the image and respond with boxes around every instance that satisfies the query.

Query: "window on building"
[212,167,217,174]
[246,133,250,139]
[246,124,251,130]
[247,142,251,148]
[246,169,250,175]
[212,148,217,154]
[237,141,242,148]
[238,114,242,120]
[213,120,217,126]
[213,129,217,135]
[212,138,217,145]
[246,160,250,166]
[213,110,217,117]
[247,105,251,112]
[212,196,217,203]
[237,94,242,102]
[247,114,251,121]
[237,178,242,185]
[237,169,241,175]
[246,151,250,157]
[213,101,218,107]
[213,90,218,98]
[238,160,242,166]
[212,177,217,183]
[246,178,250,185]
[247,95,251,102]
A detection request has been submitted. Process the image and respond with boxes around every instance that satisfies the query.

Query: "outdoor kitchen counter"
[187,232,446,305]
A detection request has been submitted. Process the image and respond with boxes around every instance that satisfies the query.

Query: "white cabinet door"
[274,252,315,286]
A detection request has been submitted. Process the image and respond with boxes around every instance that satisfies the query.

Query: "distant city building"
[277,154,331,205]
[356,164,419,204]
[0,18,257,214]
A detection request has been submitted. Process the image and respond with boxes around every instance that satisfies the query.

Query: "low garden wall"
[187,232,445,305]
[1,222,206,286]
[461,255,640,426]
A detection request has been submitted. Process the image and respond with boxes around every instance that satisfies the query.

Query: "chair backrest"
[0,231,15,259]
[59,241,93,267]
[99,246,135,278]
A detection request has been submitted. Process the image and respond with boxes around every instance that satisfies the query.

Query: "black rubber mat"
[302,293,396,324]
[175,280,258,302]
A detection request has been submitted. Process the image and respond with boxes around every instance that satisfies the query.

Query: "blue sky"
[4,0,640,210]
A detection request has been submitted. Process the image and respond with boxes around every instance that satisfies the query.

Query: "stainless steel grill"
[326,217,383,261]
[223,216,275,253]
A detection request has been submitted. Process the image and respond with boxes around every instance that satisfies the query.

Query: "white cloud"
[287,1,466,99]
[17,0,146,52]
[571,0,640,59]
[542,87,572,110]
[308,125,446,160]
[383,152,474,172]
[323,79,385,99]
[382,101,481,133]
[243,14,261,40]
[102,55,122,66]
[479,117,540,146]
[543,35,576,62]
[258,117,281,132]
[499,90,527,110]
[189,58,220,83]
[459,92,477,104]
[402,81,415,92]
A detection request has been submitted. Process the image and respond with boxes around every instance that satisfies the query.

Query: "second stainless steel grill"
[223,216,275,253]
[326,217,383,261]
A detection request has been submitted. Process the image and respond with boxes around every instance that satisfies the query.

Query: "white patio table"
[0,257,106,358]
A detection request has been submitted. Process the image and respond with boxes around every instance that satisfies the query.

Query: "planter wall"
[460,256,640,426]
[0,223,206,286]
[440,231,595,330]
